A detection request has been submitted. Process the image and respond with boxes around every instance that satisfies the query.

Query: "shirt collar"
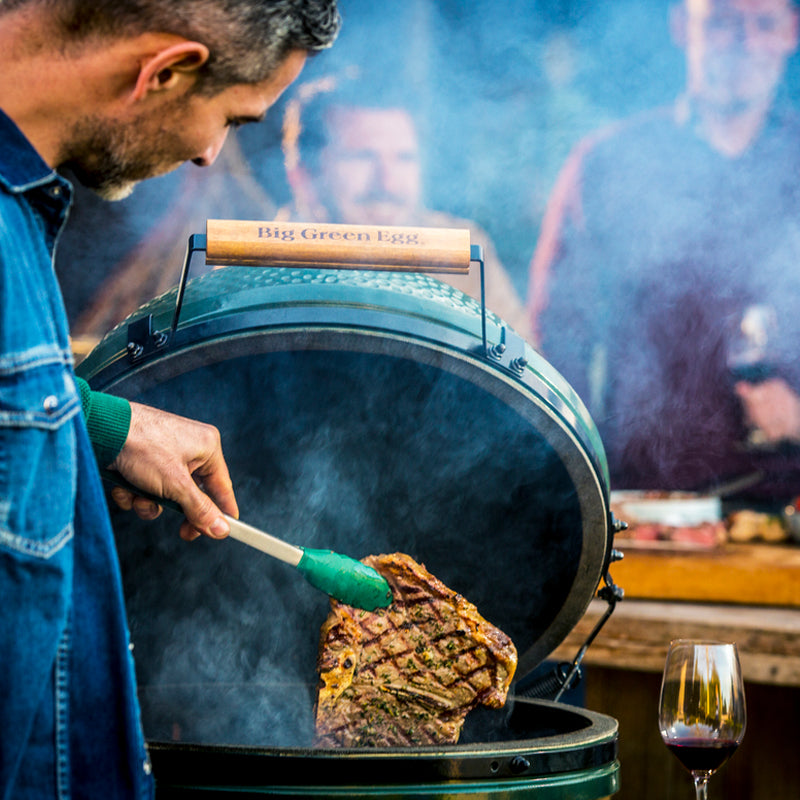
[0,106,65,193]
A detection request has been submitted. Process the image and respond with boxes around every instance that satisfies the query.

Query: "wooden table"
[552,598,800,687]
[548,542,800,800]
[602,540,800,607]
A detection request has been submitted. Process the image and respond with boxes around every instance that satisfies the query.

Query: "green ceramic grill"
[78,220,623,799]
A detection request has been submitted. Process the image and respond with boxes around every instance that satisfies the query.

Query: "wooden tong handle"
[206,219,471,274]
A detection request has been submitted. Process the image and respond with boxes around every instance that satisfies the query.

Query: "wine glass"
[726,303,779,449]
[658,640,746,800]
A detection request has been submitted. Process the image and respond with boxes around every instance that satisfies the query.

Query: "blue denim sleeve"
[1,113,154,799]
[0,189,80,793]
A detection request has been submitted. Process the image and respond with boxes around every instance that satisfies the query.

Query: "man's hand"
[734,377,800,444]
[107,402,239,541]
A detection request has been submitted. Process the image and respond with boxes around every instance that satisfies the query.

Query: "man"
[279,69,529,332]
[526,0,800,501]
[0,0,338,797]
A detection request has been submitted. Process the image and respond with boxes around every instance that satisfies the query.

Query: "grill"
[78,223,623,798]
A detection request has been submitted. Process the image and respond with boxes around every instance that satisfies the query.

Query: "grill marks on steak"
[314,552,518,747]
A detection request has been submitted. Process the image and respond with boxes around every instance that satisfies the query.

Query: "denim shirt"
[0,108,154,799]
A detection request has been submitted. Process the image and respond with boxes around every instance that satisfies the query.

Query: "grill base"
[146,698,618,797]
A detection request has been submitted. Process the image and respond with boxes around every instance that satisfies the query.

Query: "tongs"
[100,470,392,611]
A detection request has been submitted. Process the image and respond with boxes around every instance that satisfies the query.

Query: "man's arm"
[75,377,238,540]
[735,378,800,444]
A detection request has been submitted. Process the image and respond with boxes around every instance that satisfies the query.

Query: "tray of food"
[610,491,794,550]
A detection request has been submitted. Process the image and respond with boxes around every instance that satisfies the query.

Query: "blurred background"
[57,0,765,338]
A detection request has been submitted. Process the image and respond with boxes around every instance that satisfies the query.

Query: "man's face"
[316,106,422,226]
[64,49,306,201]
[683,0,798,116]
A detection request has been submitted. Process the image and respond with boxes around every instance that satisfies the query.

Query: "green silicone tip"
[296,548,392,610]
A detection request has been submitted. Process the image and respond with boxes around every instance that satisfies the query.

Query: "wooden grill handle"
[206,219,470,274]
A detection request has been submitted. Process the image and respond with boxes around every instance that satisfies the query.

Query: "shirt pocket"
[0,358,80,558]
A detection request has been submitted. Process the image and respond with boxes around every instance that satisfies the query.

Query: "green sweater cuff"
[75,376,132,467]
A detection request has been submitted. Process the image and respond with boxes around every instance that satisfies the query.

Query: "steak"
[314,552,518,747]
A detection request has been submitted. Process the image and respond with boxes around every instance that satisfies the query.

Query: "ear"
[668,3,687,49]
[131,40,210,101]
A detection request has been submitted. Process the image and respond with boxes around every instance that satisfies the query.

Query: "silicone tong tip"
[297,548,393,611]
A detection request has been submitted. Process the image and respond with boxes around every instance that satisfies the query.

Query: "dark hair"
[282,64,421,171]
[20,0,341,94]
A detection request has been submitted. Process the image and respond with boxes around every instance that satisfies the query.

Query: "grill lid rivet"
[509,755,531,774]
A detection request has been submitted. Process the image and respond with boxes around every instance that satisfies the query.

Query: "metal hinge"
[472,244,529,377]
[126,314,168,363]
[124,233,208,364]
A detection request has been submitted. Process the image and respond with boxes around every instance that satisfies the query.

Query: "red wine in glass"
[665,738,740,774]
[659,641,746,799]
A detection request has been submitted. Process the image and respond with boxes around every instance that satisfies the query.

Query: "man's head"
[11,0,341,94]
[1,0,339,199]
[671,0,798,118]
[282,70,424,225]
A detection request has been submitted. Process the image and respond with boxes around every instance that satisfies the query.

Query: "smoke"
[105,292,598,747]
[56,0,687,330]
[62,0,800,750]
[56,0,800,334]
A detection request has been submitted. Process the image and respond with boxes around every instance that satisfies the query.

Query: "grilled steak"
[314,552,517,747]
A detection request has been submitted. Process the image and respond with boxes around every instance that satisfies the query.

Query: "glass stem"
[693,775,709,800]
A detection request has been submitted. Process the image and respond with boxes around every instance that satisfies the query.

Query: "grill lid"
[78,240,618,749]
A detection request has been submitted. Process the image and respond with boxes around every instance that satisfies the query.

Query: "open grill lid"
[78,223,620,750]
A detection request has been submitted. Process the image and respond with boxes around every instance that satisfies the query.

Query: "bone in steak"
[314,552,518,747]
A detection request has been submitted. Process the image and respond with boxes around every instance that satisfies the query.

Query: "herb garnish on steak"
[314,552,518,747]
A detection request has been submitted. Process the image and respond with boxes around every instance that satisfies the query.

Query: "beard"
[322,185,420,226]
[698,52,783,118]
[61,110,192,201]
